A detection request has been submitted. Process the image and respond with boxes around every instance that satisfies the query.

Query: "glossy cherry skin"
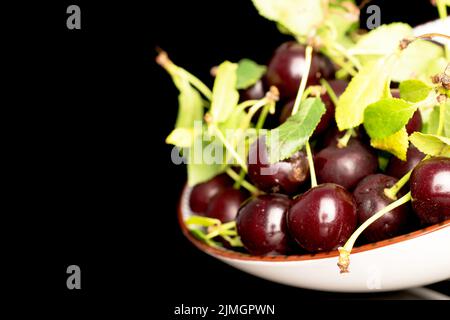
[205,188,248,223]
[189,174,233,215]
[353,174,411,242]
[236,194,293,255]
[239,79,265,102]
[405,110,422,135]
[314,139,378,190]
[386,145,425,179]
[247,136,309,194]
[265,42,334,100]
[410,157,450,225]
[279,80,348,137]
[287,183,357,252]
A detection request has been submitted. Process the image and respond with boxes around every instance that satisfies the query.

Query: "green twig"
[305,141,317,188]
[292,45,313,115]
[226,168,260,195]
[338,192,412,273]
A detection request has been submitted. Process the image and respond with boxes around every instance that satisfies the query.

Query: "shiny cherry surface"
[236,194,293,255]
[410,157,450,225]
[205,188,248,223]
[189,174,233,215]
[314,139,378,190]
[265,42,334,100]
[353,174,411,242]
[239,79,266,101]
[287,183,357,252]
[247,136,309,194]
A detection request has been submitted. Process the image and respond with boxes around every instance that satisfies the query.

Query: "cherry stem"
[384,154,432,200]
[206,221,237,239]
[226,167,261,195]
[337,128,354,148]
[338,192,412,273]
[292,45,313,115]
[210,124,248,173]
[320,79,339,106]
[437,101,446,136]
[436,0,448,19]
[331,42,362,71]
[384,171,412,200]
[305,141,317,188]
[156,51,213,100]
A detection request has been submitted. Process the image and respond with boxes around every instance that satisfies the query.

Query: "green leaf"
[409,132,450,157]
[350,23,412,64]
[363,98,416,139]
[251,0,324,37]
[399,80,433,103]
[187,133,225,186]
[165,74,204,147]
[423,107,440,135]
[266,98,326,163]
[336,57,394,131]
[210,61,239,123]
[236,59,267,90]
[391,40,445,83]
[371,128,409,161]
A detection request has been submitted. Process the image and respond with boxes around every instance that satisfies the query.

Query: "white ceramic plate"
[179,186,450,293]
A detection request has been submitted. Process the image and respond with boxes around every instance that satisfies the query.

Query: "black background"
[9,0,448,315]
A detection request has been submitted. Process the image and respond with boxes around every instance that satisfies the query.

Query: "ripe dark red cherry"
[239,79,266,101]
[265,42,334,100]
[189,174,233,215]
[236,194,293,255]
[287,183,357,252]
[386,145,425,179]
[405,110,422,135]
[353,174,411,242]
[205,188,248,223]
[314,139,378,190]
[279,80,348,136]
[410,157,450,225]
[247,136,309,194]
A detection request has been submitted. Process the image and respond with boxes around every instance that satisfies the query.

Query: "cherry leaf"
[399,80,432,103]
[364,98,416,139]
[336,57,394,131]
[371,128,409,161]
[409,132,450,158]
[266,98,325,163]
[210,61,239,123]
[165,73,204,147]
[236,59,266,90]
[251,0,324,37]
[445,101,450,138]
[392,40,445,83]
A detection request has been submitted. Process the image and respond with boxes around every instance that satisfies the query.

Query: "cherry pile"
[188,42,450,257]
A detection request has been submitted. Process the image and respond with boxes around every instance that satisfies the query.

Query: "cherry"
[247,136,309,194]
[353,174,411,242]
[314,139,378,190]
[189,174,233,215]
[410,157,450,225]
[239,79,266,101]
[386,145,425,179]
[205,188,248,223]
[287,183,357,252]
[405,110,422,135]
[236,194,293,255]
[279,80,348,136]
[265,42,334,100]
